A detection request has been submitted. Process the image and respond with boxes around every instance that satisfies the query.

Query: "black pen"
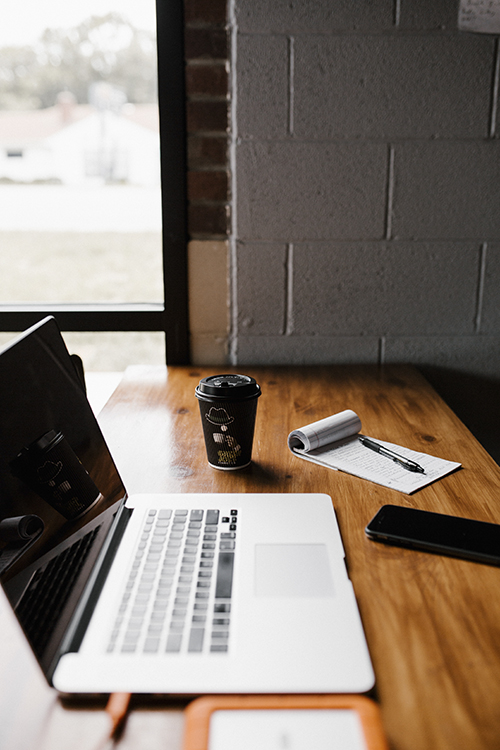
[359,436,425,474]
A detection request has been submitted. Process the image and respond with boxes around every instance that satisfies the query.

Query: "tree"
[0,13,158,110]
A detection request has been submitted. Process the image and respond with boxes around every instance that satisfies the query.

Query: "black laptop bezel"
[0,317,130,681]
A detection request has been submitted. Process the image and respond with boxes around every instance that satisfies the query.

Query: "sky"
[1,0,156,47]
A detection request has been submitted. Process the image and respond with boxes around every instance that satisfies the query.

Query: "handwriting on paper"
[459,0,500,34]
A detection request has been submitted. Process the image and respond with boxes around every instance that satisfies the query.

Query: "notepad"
[288,410,461,494]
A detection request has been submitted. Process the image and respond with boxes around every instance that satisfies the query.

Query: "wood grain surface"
[2,364,500,750]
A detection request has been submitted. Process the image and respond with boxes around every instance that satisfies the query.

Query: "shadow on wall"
[421,367,500,467]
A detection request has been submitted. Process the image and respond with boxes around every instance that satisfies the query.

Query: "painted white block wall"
[230,0,500,460]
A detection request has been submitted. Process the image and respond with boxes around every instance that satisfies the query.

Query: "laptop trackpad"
[254,544,335,597]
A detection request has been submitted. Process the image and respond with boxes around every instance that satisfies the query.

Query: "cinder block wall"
[230,0,500,459]
[232,0,500,370]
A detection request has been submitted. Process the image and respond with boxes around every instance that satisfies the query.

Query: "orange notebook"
[183,695,388,750]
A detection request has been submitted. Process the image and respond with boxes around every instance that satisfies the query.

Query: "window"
[0,0,188,365]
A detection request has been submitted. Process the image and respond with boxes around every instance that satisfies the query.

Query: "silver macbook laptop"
[0,317,374,695]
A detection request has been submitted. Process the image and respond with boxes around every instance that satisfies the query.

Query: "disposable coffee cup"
[195,374,261,470]
[10,429,101,520]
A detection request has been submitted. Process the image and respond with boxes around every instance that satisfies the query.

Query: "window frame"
[0,0,189,365]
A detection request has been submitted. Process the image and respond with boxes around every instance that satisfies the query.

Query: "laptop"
[0,317,374,695]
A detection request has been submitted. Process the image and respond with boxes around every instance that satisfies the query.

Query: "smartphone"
[365,504,500,566]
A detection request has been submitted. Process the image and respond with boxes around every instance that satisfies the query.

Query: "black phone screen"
[365,504,500,565]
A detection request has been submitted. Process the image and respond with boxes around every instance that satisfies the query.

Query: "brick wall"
[184,0,230,238]
[184,0,230,364]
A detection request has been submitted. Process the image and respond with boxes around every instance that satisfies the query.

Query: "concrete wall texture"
[230,0,500,385]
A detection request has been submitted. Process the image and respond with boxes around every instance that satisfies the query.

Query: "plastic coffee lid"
[10,430,63,472]
[32,429,63,452]
[195,374,261,400]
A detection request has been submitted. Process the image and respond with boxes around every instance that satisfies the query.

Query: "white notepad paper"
[288,410,461,494]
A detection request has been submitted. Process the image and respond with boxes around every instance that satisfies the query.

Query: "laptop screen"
[0,317,127,671]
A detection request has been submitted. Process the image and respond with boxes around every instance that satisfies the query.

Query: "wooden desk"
[2,364,500,750]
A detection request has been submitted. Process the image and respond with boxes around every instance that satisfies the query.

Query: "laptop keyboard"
[107,508,237,656]
[16,526,101,656]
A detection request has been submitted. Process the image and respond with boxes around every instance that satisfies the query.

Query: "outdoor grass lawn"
[0,231,163,303]
[0,231,166,369]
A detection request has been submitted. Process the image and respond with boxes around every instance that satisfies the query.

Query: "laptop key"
[150,611,166,622]
[215,552,234,599]
[148,622,163,632]
[146,553,162,562]
[156,592,171,603]
[153,601,168,611]
[124,632,140,642]
[127,618,143,629]
[206,510,219,525]
[188,627,205,652]
[213,618,230,626]
[121,644,137,653]
[166,633,182,652]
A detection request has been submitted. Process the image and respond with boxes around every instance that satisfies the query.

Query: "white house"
[0,93,160,187]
